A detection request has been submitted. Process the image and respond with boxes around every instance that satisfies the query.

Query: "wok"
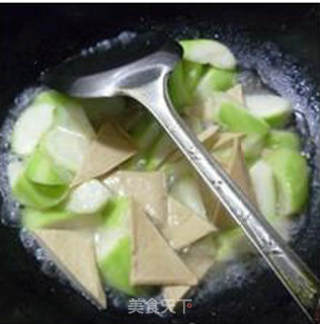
[0,4,319,324]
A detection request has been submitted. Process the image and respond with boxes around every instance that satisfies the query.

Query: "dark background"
[0,4,319,324]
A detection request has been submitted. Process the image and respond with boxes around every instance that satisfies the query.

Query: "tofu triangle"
[104,171,167,226]
[212,138,257,229]
[164,125,219,165]
[32,229,106,309]
[72,122,136,186]
[162,197,216,250]
[130,204,198,286]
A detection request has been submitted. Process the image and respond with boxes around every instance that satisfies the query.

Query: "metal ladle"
[42,32,320,323]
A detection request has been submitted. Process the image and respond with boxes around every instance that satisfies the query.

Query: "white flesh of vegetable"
[66,179,111,214]
[12,104,55,156]
[180,39,237,70]
[250,160,277,220]
[245,94,292,126]
[170,174,207,218]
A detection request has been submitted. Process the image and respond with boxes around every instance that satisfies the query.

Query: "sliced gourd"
[26,145,73,185]
[95,197,150,296]
[12,172,68,209]
[218,101,270,135]
[245,94,292,128]
[168,61,191,111]
[183,60,204,93]
[266,130,300,151]
[215,229,252,261]
[125,114,162,170]
[170,173,207,218]
[250,160,277,220]
[264,148,308,216]
[22,207,102,229]
[128,113,162,150]
[12,98,55,156]
[50,92,95,139]
[9,157,68,209]
[242,133,266,164]
[195,67,236,96]
[66,179,111,214]
[44,127,92,173]
[38,91,95,173]
[145,134,175,171]
[180,39,237,70]
[217,101,270,162]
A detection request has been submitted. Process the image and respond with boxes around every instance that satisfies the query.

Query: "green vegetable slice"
[170,173,207,218]
[266,130,300,151]
[250,160,277,220]
[183,60,205,93]
[12,98,55,156]
[196,67,236,96]
[168,61,192,111]
[180,39,237,70]
[215,229,252,261]
[66,179,111,214]
[12,172,69,209]
[44,127,92,172]
[217,101,270,162]
[22,207,102,229]
[218,101,270,135]
[245,94,292,128]
[26,145,73,185]
[264,148,308,216]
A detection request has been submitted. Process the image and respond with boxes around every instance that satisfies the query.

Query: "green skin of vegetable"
[25,145,73,185]
[264,148,309,216]
[196,67,236,95]
[34,90,77,108]
[22,207,102,229]
[13,172,69,210]
[217,101,270,163]
[266,130,300,151]
[262,110,291,128]
[218,101,270,135]
[168,61,192,111]
[214,229,253,261]
[179,39,237,70]
[183,60,205,94]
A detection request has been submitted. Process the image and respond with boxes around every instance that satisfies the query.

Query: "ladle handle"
[127,72,320,323]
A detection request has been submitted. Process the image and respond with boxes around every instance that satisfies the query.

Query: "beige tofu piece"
[32,229,106,309]
[162,236,216,311]
[211,138,257,229]
[197,132,243,222]
[72,122,137,186]
[161,197,216,250]
[104,171,167,226]
[130,204,198,286]
[164,125,219,165]
[226,84,244,104]
[198,133,254,227]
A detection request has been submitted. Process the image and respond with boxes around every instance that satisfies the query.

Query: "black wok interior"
[0,4,320,324]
